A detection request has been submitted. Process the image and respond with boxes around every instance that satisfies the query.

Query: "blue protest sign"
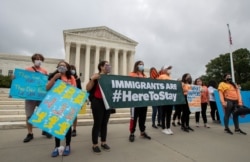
[29,80,89,140]
[9,68,48,101]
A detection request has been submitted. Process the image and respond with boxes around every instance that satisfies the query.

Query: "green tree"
[203,48,250,90]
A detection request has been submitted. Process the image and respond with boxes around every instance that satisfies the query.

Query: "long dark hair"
[132,60,145,76]
[98,61,108,73]
[208,80,217,89]
[70,65,78,79]
[182,73,192,84]
[223,73,237,89]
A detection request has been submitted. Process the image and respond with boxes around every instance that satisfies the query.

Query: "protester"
[129,60,151,142]
[172,79,182,127]
[194,78,210,128]
[208,80,220,123]
[46,60,76,157]
[157,65,174,135]
[218,73,247,135]
[180,73,194,132]
[86,61,112,154]
[149,67,161,129]
[70,65,82,137]
[22,53,51,143]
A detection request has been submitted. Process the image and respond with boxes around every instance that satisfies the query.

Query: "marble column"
[122,50,127,75]
[94,46,100,73]
[75,43,81,74]
[65,42,71,62]
[105,48,110,62]
[84,45,90,82]
[114,49,119,74]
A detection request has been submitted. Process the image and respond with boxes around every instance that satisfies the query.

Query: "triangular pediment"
[63,26,138,45]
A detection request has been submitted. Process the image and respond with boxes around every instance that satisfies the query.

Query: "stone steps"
[0,88,152,130]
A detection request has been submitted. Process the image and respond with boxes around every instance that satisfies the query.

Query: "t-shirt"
[26,66,48,75]
[129,72,146,78]
[208,86,216,101]
[61,75,76,87]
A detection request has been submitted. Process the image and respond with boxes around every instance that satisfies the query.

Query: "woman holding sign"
[128,60,151,142]
[46,60,76,157]
[86,61,112,154]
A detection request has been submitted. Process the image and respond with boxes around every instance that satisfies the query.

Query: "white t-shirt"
[208,86,216,101]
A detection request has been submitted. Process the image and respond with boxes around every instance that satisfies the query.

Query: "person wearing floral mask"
[46,60,76,157]
[23,53,50,143]
[128,60,151,142]
[86,61,112,154]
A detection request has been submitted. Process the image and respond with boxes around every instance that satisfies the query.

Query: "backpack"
[88,80,98,102]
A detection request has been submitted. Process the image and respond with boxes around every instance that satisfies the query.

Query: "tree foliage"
[201,48,250,90]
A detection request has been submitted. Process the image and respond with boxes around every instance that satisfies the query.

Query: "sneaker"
[23,133,33,143]
[224,128,233,135]
[152,124,158,129]
[157,123,162,127]
[51,148,59,157]
[187,127,194,131]
[168,129,174,135]
[101,144,110,152]
[204,124,210,128]
[235,129,247,135]
[129,134,135,142]
[92,146,101,154]
[63,145,70,156]
[72,130,77,137]
[141,132,151,140]
[181,127,189,132]
[196,123,199,127]
[162,129,169,134]
[172,122,176,127]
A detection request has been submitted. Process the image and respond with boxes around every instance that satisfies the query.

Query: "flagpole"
[227,24,235,82]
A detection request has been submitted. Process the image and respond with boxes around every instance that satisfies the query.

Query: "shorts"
[25,100,41,118]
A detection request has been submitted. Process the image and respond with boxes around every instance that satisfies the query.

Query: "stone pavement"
[0,121,250,162]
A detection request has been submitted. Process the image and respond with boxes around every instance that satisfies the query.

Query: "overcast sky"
[0,0,249,79]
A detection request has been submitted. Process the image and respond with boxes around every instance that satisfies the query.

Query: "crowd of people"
[19,54,250,157]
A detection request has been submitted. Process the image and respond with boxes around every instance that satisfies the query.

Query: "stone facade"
[0,26,141,87]
[63,26,138,86]
[0,53,61,76]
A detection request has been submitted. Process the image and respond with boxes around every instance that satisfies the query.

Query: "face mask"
[186,78,192,84]
[105,65,111,73]
[138,65,144,71]
[226,77,232,82]
[71,70,76,75]
[34,60,42,67]
[57,66,67,73]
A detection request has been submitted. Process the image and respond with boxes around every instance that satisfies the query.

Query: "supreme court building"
[0,26,139,87]
[63,26,138,84]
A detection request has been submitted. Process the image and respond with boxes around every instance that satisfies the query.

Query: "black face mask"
[226,78,232,82]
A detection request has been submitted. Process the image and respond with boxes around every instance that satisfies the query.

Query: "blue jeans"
[152,106,161,125]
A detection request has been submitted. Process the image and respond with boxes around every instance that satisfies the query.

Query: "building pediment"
[63,26,138,45]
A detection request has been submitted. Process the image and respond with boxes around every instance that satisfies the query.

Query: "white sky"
[0,0,249,79]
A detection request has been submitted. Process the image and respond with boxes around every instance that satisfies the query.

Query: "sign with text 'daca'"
[29,80,89,140]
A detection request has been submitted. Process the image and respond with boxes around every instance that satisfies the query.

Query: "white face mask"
[71,70,76,75]
[57,66,67,73]
[34,60,42,67]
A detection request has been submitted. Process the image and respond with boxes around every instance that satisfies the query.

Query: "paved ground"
[0,120,250,162]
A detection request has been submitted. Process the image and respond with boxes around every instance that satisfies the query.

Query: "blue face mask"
[71,70,76,75]
[138,65,144,71]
